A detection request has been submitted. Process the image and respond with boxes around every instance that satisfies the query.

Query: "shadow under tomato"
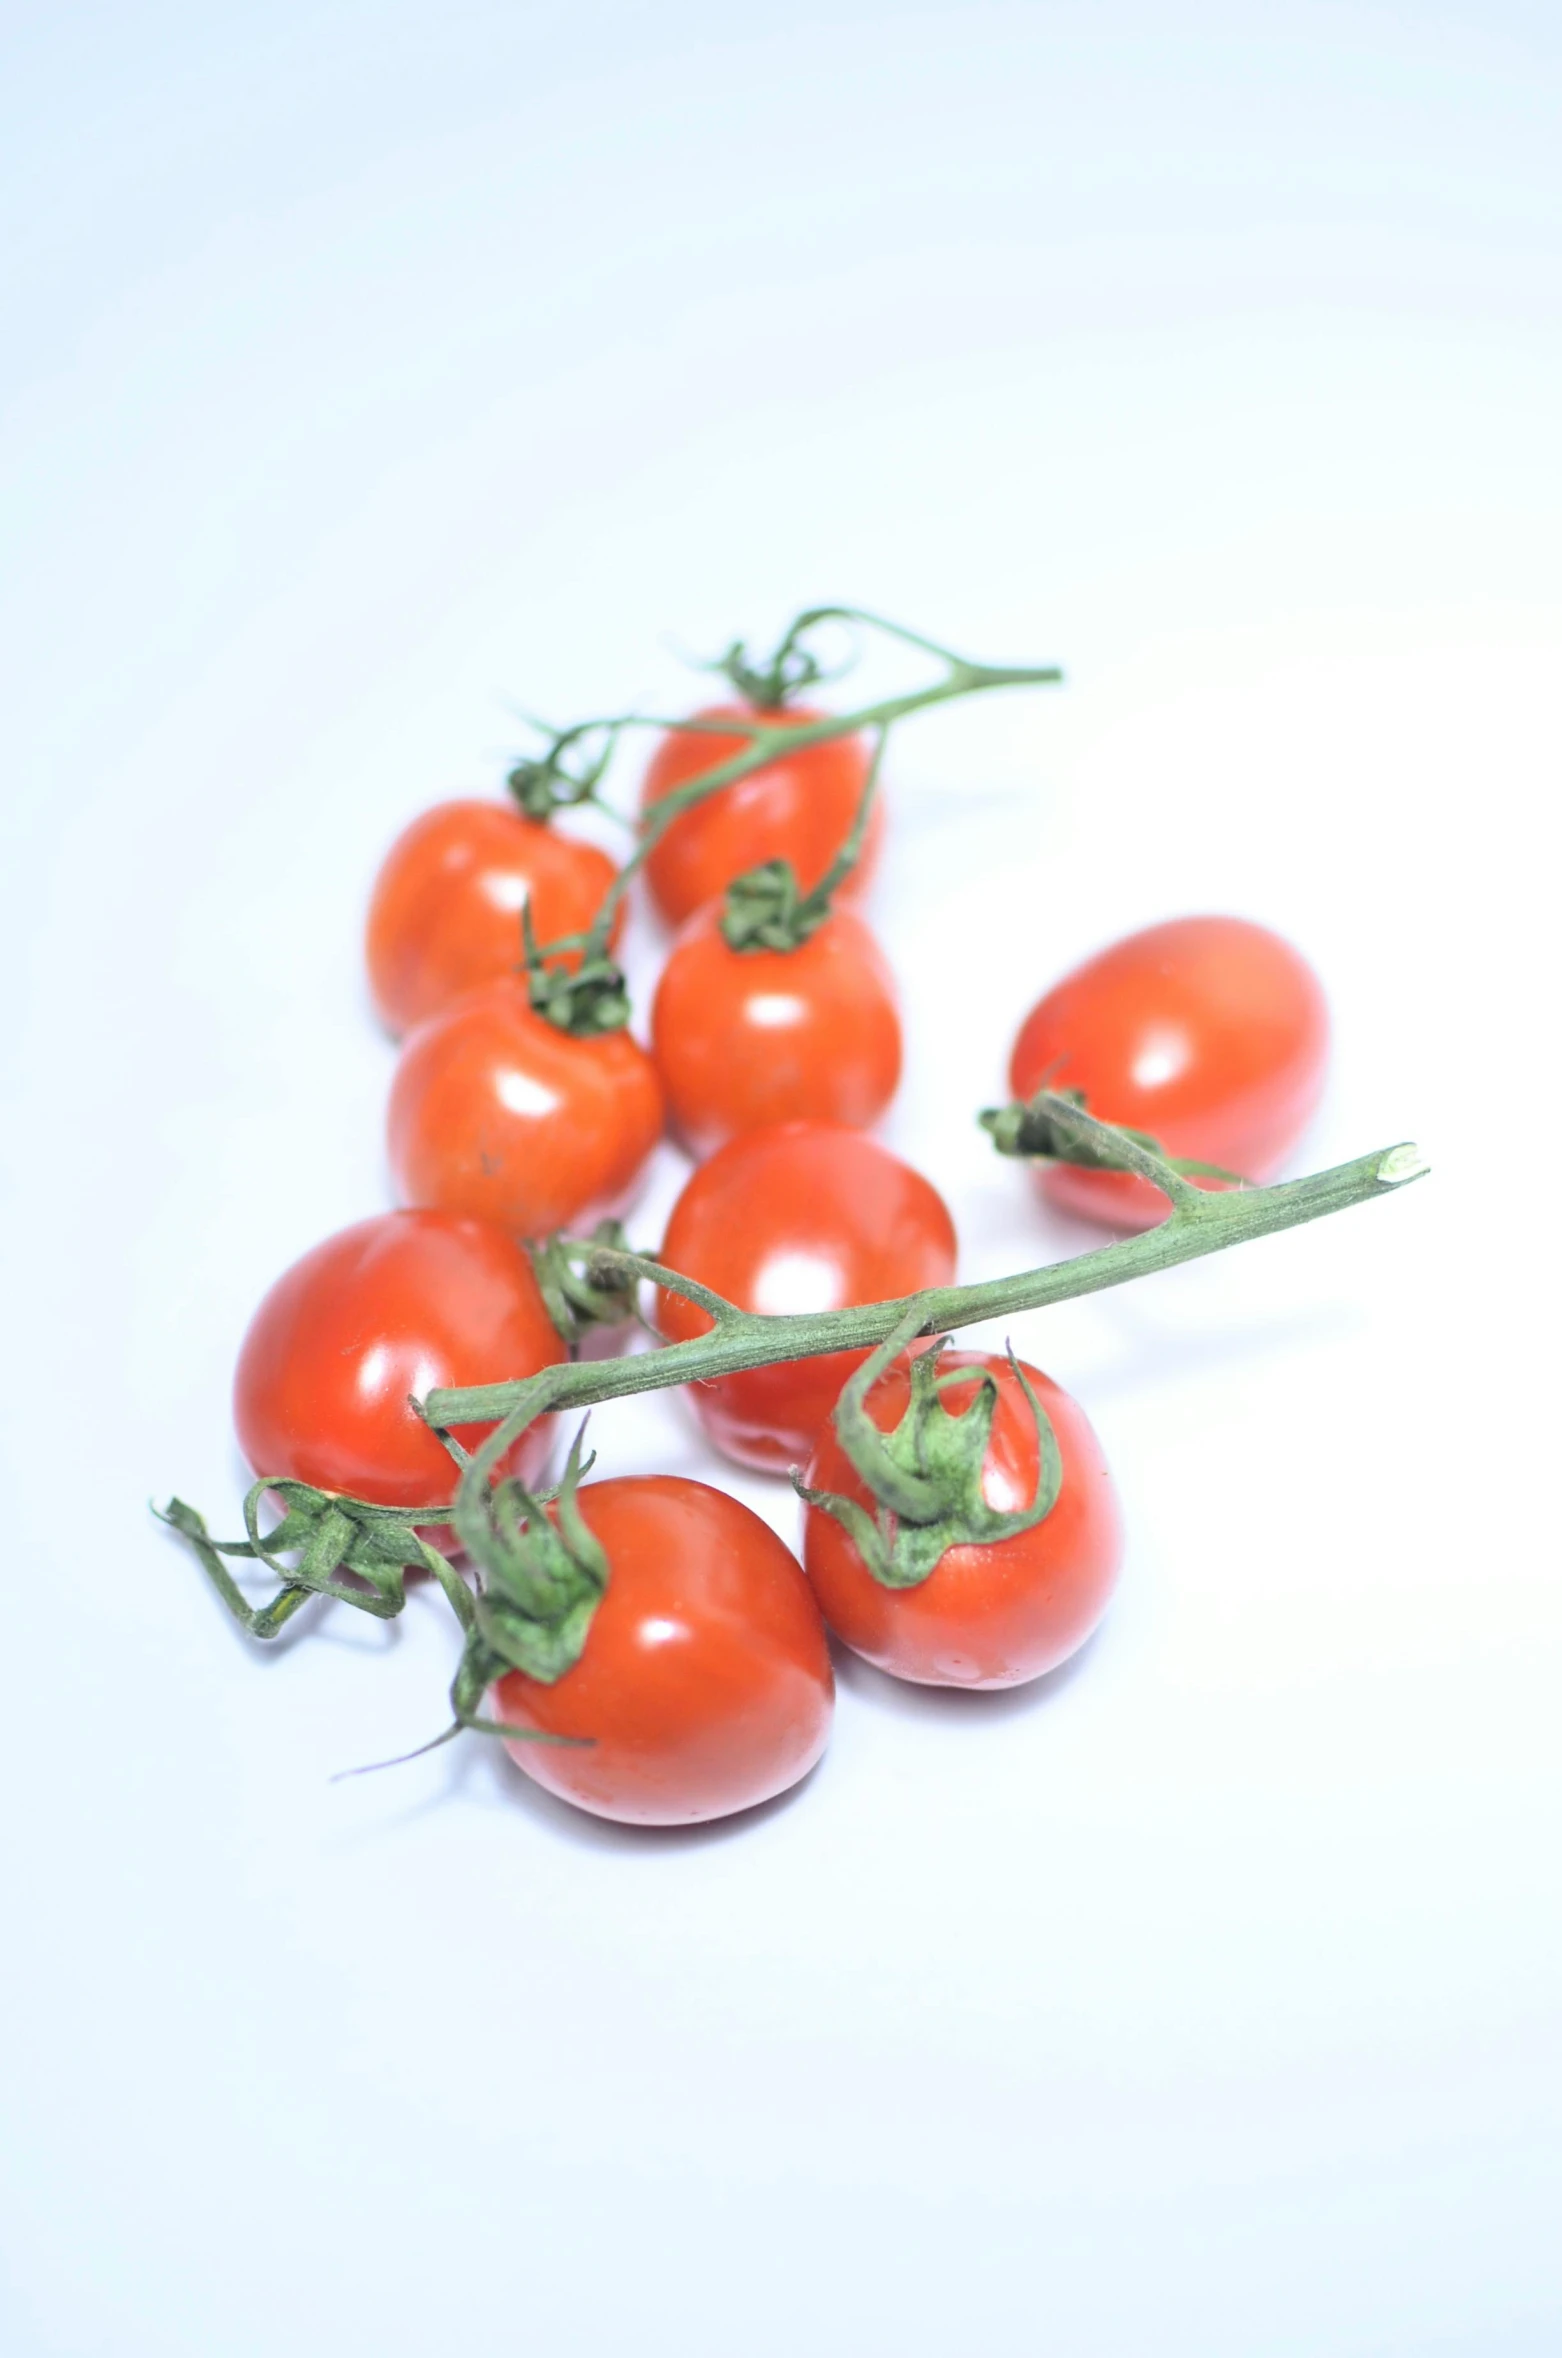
[825,1623,1108,1722]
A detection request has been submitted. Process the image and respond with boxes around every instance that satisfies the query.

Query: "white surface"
[2,6,1558,2354]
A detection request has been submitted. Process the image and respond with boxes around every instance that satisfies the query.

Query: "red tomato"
[492,1477,834,1825]
[233,1210,564,1508]
[656,1122,958,1471]
[802,1350,1122,1688]
[650,904,902,1157]
[366,800,621,1036]
[639,705,884,927]
[1009,916,1330,1230]
[387,979,664,1239]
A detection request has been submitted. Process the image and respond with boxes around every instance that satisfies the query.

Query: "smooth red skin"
[656,1123,958,1472]
[1009,915,1330,1231]
[639,704,885,927]
[651,905,903,1158]
[365,801,622,1037]
[232,1210,564,1509]
[803,1351,1123,1688]
[493,1477,834,1826]
[387,979,665,1239]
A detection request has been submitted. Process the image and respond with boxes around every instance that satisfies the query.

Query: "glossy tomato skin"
[366,801,620,1037]
[387,979,664,1239]
[639,704,884,928]
[232,1210,564,1508]
[651,904,902,1157]
[656,1122,958,1472]
[803,1351,1122,1688]
[493,1477,834,1825]
[1009,916,1330,1230]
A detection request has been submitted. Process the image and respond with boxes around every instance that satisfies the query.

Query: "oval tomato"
[387,980,664,1239]
[650,904,902,1157]
[366,800,620,1036]
[1009,916,1330,1229]
[656,1122,958,1471]
[492,1476,834,1825]
[233,1210,565,1508]
[639,705,883,927]
[802,1350,1122,1688]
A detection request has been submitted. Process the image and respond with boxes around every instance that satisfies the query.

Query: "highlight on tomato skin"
[386,978,665,1241]
[802,1351,1123,1689]
[232,1209,567,1512]
[491,1477,835,1826]
[655,1121,958,1472]
[1008,914,1331,1231]
[639,705,884,927]
[650,903,903,1158]
[365,800,621,1036]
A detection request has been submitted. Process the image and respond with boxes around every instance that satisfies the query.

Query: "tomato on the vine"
[233,1210,565,1507]
[366,801,621,1036]
[650,905,902,1157]
[656,1122,958,1471]
[387,980,664,1239]
[639,706,883,927]
[491,1476,834,1825]
[802,1349,1122,1688]
[1009,915,1330,1229]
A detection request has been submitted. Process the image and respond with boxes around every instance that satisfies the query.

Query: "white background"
[2,5,1558,2353]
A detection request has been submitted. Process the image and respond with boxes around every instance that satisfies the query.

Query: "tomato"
[650,904,902,1157]
[233,1210,564,1509]
[802,1350,1122,1688]
[656,1122,958,1471]
[1008,916,1330,1230]
[639,705,884,927]
[366,800,621,1036]
[492,1476,834,1825]
[387,979,664,1239]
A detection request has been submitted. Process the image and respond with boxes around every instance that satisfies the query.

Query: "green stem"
[424,1139,1427,1460]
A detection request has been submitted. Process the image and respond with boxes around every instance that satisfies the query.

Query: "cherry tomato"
[233,1210,564,1508]
[387,979,664,1239]
[802,1350,1122,1688]
[656,1122,958,1471]
[492,1476,834,1825]
[366,800,621,1036]
[650,904,902,1157]
[1009,915,1330,1230]
[639,705,884,927]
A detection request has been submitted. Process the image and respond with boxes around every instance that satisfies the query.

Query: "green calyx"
[527,1221,644,1350]
[521,903,631,1036]
[794,1309,1063,1590]
[450,1423,608,1691]
[156,1482,473,1639]
[980,1088,1242,1187]
[505,720,622,822]
[708,611,855,711]
[717,721,887,955]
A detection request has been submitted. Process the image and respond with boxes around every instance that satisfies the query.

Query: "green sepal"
[155,1482,469,1639]
[707,614,854,710]
[719,858,829,952]
[505,719,621,821]
[521,901,631,1036]
[980,1088,1242,1187]
[452,1423,609,1686]
[528,1220,643,1348]
[794,1313,1063,1591]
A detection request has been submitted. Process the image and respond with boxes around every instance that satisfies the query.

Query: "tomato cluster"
[188,616,1335,1831]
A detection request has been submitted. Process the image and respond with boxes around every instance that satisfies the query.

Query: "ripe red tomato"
[387,979,665,1239]
[1009,916,1330,1229]
[366,800,621,1036]
[639,705,884,926]
[233,1210,565,1508]
[656,1122,958,1471]
[802,1350,1122,1688]
[492,1476,834,1825]
[650,905,902,1157]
